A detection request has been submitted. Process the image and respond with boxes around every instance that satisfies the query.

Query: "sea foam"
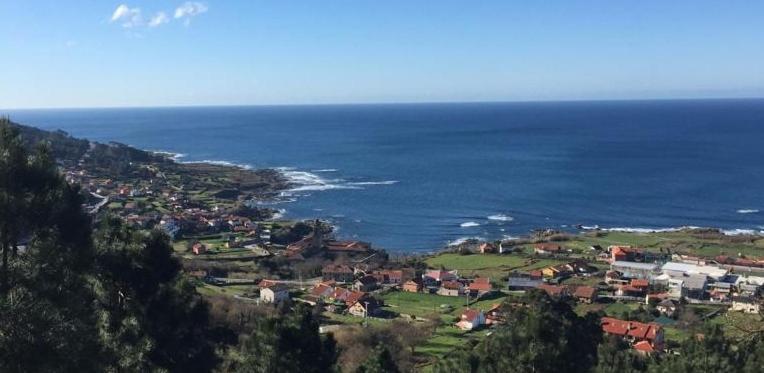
[737,209,760,214]
[487,214,514,222]
[460,221,480,228]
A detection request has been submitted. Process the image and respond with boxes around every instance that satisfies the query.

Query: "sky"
[1,1,763,109]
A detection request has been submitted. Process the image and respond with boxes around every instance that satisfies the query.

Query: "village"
[55,140,764,369]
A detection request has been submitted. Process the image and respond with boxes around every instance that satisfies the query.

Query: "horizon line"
[3,95,764,111]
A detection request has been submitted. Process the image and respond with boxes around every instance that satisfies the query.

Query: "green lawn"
[425,253,566,279]
[381,290,506,319]
[568,231,764,258]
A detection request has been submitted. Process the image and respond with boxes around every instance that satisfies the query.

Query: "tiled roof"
[601,317,661,341]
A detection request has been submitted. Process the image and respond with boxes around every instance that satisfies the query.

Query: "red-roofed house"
[438,281,465,296]
[572,285,598,303]
[610,246,642,263]
[423,270,458,285]
[601,317,664,351]
[468,278,494,298]
[537,283,568,298]
[456,308,486,330]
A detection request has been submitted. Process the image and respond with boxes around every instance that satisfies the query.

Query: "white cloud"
[174,2,208,25]
[110,4,142,28]
[148,12,169,27]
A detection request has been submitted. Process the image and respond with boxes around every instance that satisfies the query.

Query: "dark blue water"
[5,100,764,251]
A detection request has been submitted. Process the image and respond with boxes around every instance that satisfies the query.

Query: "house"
[260,283,290,304]
[438,281,465,296]
[456,308,486,331]
[479,242,497,254]
[610,261,660,280]
[325,240,371,253]
[731,297,761,314]
[601,317,664,351]
[485,303,505,325]
[322,264,355,283]
[617,278,650,297]
[309,282,336,300]
[537,283,568,298]
[683,274,708,300]
[423,270,458,286]
[610,246,642,263]
[371,270,404,285]
[507,272,543,290]
[534,243,568,256]
[633,340,657,356]
[655,299,678,317]
[541,264,572,279]
[402,279,423,293]
[354,275,379,292]
[572,286,598,303]
[468,278,493,298]
[192,242,207,255]
[347,293,381,317]
[661,262,728,281]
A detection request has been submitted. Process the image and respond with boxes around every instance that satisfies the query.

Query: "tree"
[93,218,218,371]
[356,345,400,373]
[434,290,602,373]
[235,304,337,373]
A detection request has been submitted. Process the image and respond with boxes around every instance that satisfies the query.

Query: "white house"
[260,284,290,304]
[731,297,761,314]
[456,309,486,331]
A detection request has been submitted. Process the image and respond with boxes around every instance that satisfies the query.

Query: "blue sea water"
[5,99,764,251]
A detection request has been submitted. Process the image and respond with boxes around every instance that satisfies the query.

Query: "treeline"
[0,117,90,162]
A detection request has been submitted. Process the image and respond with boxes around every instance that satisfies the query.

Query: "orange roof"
[442,280,463,290]
[461,308,482,322]
[573,285,597,299]
[630,279,649,288]
[633,340,655,353]
[601,317,661,341]
[310,283,334,297]
[538,283,566,296]
[469,279,493,292]
[344,291,368,306]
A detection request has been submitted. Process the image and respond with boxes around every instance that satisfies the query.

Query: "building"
[438,281,465,296]
[325,240,371,253]
[423,270,458,285]
[534,243,569,256]
[541,264,572,279]
[456,309,486,331]
[260,283,290,304]
[468,277,493,298]
[610,261,660,280]
[601,317,664,351]
[402,279,423,293]
[731,297,761,314]
[371,270,404,285]
[610,246,643,263]
[354,275,379,292]
[322,264,355,283]
[348,296,381,317]
[655,299,678,317]
[572,285,598,303]
[507,272,543,290]
[661,262,729,281]
[192,242,207,255]
[479,242,497,254]
[537,283,568,298]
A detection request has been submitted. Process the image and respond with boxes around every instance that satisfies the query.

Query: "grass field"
[381,290,507,320]
[567,231,764,258]
[425,253,566,279]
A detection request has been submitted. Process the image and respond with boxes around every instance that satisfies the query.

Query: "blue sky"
[1,1,763,108]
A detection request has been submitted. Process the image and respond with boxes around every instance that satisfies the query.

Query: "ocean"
[5,99,764,251]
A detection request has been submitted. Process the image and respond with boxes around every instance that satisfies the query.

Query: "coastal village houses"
[456,309,486,331]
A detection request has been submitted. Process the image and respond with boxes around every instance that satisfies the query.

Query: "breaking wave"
[487,214,514,222]
[737,209,760,214]
[460,221,480,228]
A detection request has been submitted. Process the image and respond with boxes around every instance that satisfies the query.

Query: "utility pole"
[364,301,369,327]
